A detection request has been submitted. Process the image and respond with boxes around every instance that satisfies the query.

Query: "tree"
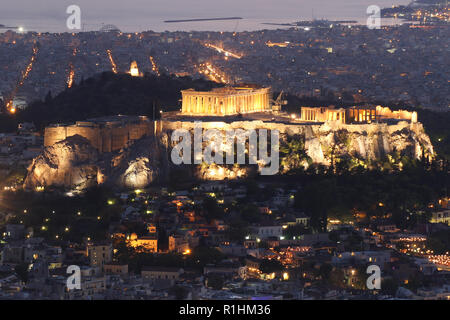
[319,263,333,280]
[15,263,29,283]
[283,224,310,239]
[201,196,224,222]
[114,239,134,264]
[329,230,340,243]
[240,204,263,223]
[381,278,399,296]
[207,274,224,290]
[186,246,225,269]
[259,259,283,274]
[280,134,311,172]
[329,268,346,288]
[345,233,364,251]
[169,285,189,299]
[405,274,423,292]
[226,219,250,242]
[295,179,337,232]
[245,179,260,197]
[426,230,450,254]
[44,91,52,104]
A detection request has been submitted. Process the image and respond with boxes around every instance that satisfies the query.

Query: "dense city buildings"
[0,19,449,112]
[0,0,449,304]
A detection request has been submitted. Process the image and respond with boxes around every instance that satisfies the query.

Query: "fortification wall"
[130,122,151,140]
[66,126,101,150]
[44,127,68,147]
[111,126,130,152]
[44,120,153,153]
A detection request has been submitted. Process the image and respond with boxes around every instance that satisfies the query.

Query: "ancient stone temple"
[181,86,271,116]
[300,106,346,124]
[300,105,417,124]
[346,106,378,123]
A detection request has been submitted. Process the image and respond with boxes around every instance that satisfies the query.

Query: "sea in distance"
[0,0,413,33]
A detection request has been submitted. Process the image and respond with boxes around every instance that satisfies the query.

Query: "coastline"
[0,17,414,34]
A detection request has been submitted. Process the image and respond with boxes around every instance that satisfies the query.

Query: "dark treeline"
[0,186,122,243]
[293,164,449,232]
[0,72,222,132]
[416,109,450,159]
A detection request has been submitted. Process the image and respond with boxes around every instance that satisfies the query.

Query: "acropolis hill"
[25,86,434,191]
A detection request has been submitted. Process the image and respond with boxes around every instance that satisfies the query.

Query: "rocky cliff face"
[24,135,163,191]
[300,121,434,167]
[163,120,435,176]
[24,121,434,191]
[24,135,100,190]
[106,136,162,189]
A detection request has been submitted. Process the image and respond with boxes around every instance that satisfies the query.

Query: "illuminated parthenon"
[181,86,271,116]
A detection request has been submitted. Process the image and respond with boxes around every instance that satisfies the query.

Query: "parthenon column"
[209,97,213,114]
[204,96,208,113]
[196,96,200,114]
[259,93,263,111]
[203,96,207,113]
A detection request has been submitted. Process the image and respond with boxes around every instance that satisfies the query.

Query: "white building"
[253,226,283,240]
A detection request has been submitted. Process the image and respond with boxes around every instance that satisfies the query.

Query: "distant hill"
[14,72,222,130]
[414,0,447,4]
